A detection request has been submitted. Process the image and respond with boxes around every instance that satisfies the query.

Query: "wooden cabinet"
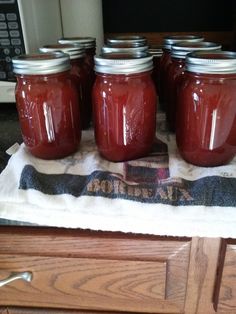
[1,227,236,314]
[0,227,191,314]
[1,308,106,314]
[214,241,236,313]
[0,255,186,312]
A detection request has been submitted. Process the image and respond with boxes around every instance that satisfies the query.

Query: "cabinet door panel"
[0,246,190,313]
[0,255,177,313]
[0,229,190,313]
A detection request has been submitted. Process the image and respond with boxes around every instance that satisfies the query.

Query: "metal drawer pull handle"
[0,271,33,287]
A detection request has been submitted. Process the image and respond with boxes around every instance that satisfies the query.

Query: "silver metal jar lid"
[94,53,153,74]
[148,46,163,57]
[171,42,222,59]
[106,35,147,48]
[101,45,149,54]
[40,44,85,59]
[186,51,236,74]
[58,37,96,49]
[163,35,204,50]
[12,52,71,75]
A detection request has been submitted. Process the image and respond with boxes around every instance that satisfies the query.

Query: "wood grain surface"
[0,309,129,314]
[0,227,190,313]
[217,243,236,312]
[0,255,167,312]
[184,237,221,314]
[0,227,189,260]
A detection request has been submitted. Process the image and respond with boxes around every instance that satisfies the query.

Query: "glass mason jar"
[58,38,96,128]
[12,52,81,159]
[159,35,204,110]
[166,41,221,132]
[40,44,92,129]
[148,45,163,96]
[92,53,157,162]
[106,35,147,48]
[176,51,236,167]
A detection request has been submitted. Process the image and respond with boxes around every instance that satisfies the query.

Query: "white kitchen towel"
[160,132,236,181]
[0,129,236,238]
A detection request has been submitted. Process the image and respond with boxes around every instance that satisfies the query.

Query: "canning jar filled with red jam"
[40,44,92,129]
[166,41,221,132]
[159,35,204,111]
[12,52,81,159]
[176,51,236,167]
[148,45,163,96]
[93,53,157,162]
[106,35,147,48]
[58,37,96,128]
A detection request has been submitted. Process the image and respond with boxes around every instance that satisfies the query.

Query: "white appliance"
[0,0,104,103]
[60,0,104,54]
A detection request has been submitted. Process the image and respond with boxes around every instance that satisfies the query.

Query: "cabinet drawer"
[0,255,167,312]
[0,229,190,313]
[216,244,236,312]
[0,253,185,313]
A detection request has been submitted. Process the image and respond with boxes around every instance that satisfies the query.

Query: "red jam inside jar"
[40,44,93,130]
[166,42,222,132]
[92,54,157,162]
[84,47,96,68]
[166,57,185,132]
[159,35,204,111]
[13,52,81,159]
[159,48,171,108]
[148,46,163,96]
[176,51,236,167]
[70,57,92,130]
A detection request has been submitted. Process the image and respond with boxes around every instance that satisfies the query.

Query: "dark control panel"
[0,0,25,82]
